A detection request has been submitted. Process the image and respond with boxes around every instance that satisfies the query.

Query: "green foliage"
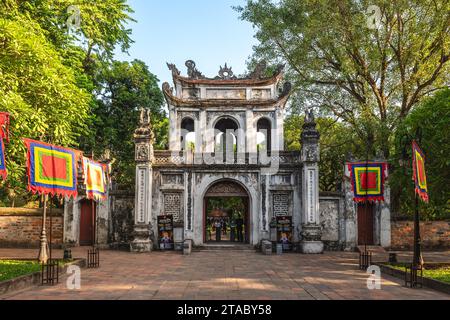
[0,260,41,282]
[2,0,135,69]
[207,197,246,219]
[0,1,166,203]
[85,60,166,188]
[285,115,360,191]
[236,0,450,157]
[390,89,450,220]
[387,263,450,284]
[0,15,91,197]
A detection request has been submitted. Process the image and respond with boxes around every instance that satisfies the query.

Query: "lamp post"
[38,194,49,264]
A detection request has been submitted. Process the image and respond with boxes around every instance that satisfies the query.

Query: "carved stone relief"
[205,181,247,197]
[273,192,290,216]
[163,192,182,222]
[136,144,150,162]
[161,173,184,185]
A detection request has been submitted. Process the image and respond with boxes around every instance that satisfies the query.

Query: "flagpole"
[49,196,52,261]
[412,140,423,271]
[38,194,49,264]
[91,151,96,249]
[413,192,422,268]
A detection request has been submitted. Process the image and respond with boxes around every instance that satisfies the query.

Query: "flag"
[412,140,428,203]
[0,137,6,180]
[347,162,388,202]
[23,138,78,198]
[0,112,10,142]
[83,157,107,200]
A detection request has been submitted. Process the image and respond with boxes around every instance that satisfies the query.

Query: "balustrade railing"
[152,150,301,166]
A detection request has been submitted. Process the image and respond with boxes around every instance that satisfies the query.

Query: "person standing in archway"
[214,219,222,242]
[236,216,244,242]
[230,218,236,242]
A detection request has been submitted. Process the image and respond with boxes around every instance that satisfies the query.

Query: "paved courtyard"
[0,248,449,300]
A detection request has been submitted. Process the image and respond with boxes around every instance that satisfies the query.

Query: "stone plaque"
[206,88,246,99]
[181,88,200,99]
[137,168,147,223]
[252,89,271,100]
[307,169,316,223]
[270,174,291,185]
[319,200,339,241]
[161,173,184,185]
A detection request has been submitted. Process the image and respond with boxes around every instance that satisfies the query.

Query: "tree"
[1,0,135,74]
[87,60,166,188]
[237,0,449,157]
[284,115,358,191]
[390,89,450,220]
[0,1,138,204]
[0,15,91,201]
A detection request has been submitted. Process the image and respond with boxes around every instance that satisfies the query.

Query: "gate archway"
[203,180,250,243]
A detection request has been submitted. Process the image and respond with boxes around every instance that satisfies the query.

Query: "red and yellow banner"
[347,162,388,202]
[412,140,428,203]
[23,139,79,198]
[0,137,6,180]
[83,157,107,200]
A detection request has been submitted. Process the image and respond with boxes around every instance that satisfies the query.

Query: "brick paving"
[0,248,449,300]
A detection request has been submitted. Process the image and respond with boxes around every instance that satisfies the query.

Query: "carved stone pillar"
[299,110,324,253]
[130,108,154,252]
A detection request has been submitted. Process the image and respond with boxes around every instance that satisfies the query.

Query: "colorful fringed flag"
[23,139,78,198]
[83,157,107,200]
[0,112,10,142]
[347,162,388,202]
[412,140,428,203]
[0,137,6,180]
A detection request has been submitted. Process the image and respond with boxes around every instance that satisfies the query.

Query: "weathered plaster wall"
[319,194,343,250]
[63,195,109,247]
[109,190,135,249]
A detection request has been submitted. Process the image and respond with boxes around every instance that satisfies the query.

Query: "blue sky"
[114,0,257,86]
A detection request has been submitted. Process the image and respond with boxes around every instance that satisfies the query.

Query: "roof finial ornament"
[185,60,205,79]
[166,62,180,76]
[218,63,236,79]
[278,81,292,97]
[248,60,267,79]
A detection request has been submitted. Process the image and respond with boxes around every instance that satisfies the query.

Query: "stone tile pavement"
[0,248,449,300]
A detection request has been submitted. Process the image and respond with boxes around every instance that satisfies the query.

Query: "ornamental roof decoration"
[217,63,236,80]
[185,60,205,79]
[134,107,154,141]
[165,59,286,86]
[161,81,292,107]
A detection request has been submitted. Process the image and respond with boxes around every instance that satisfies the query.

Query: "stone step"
[193,244,256,251]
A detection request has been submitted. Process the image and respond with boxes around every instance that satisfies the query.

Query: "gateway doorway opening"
[203,181,249,244]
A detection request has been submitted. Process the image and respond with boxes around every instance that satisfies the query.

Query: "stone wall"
[0,208,63,247]
[109,190,134,249]
[319,192,345,251]
[391,220,450,250]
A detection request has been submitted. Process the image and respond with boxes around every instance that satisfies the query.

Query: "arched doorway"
[203,180,250,244]
[214,117,239,157]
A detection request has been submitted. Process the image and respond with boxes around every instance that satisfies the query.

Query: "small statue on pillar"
[134,107,154,163]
